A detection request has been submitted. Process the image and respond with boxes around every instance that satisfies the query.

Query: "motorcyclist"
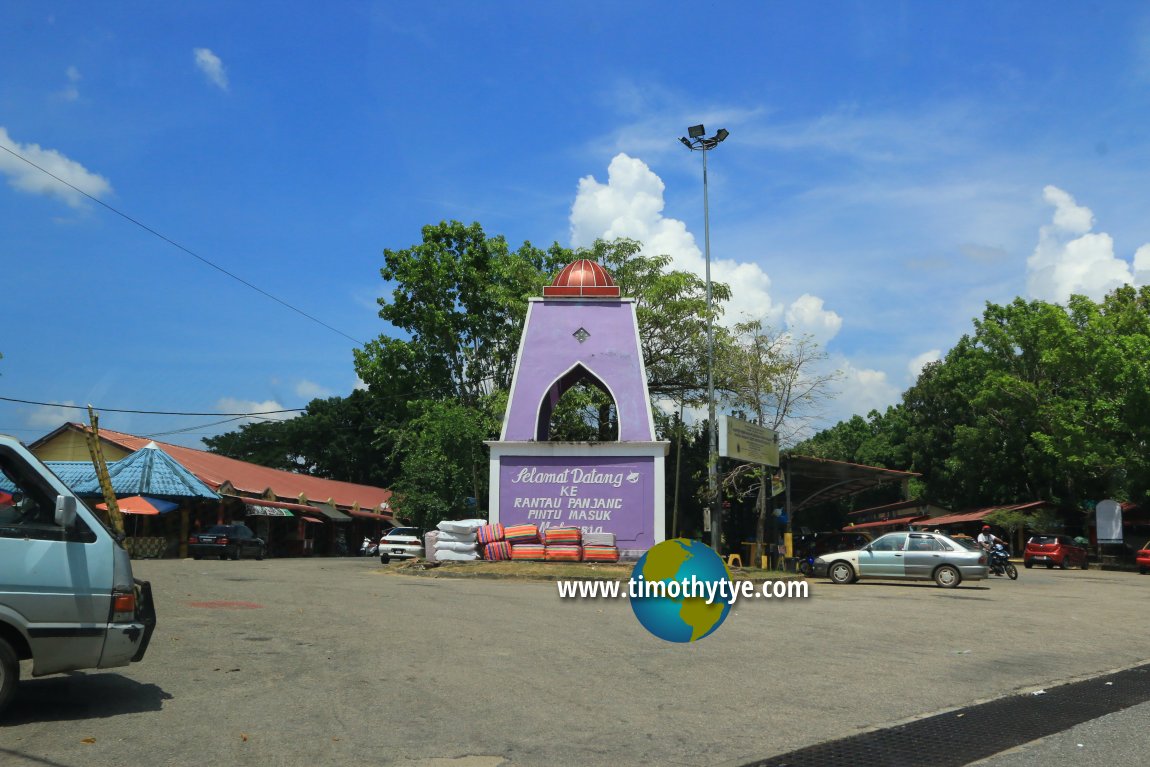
[978,525,1007,574]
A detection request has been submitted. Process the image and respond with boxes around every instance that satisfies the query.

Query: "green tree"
[203,389,400,488]
[718,320,841,543]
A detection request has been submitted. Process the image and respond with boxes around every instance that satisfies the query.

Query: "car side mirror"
[864,544,873,552]
[54,495,77,528]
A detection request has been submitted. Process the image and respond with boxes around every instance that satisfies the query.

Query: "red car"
[1137,541,1150,575]
[1024,534,1088,570]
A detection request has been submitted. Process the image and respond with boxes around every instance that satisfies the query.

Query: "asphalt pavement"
[1,558,1148,767]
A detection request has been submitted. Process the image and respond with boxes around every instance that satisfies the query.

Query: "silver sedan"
[813,531,988,588]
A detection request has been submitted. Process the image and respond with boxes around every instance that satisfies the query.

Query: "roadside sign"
[1096,499,1123,543]
[718,416,779,466]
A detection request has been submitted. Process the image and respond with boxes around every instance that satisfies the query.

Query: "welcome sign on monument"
[486,260,668,557]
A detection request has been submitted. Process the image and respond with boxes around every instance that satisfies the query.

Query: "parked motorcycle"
[988,543,1018,580]
[359,536,379,557]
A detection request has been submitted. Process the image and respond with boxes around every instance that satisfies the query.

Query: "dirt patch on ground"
[381,559,797,582]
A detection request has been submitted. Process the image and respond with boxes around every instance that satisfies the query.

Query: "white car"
[814,531,988,588]
[379,527,424,563]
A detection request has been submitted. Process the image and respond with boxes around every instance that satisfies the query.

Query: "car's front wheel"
[934,565,961,588]
[828,561,855,585]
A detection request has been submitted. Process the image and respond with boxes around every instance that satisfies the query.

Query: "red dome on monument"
[543,259,621,298]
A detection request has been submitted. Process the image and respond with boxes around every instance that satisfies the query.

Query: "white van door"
[0,446,113,675]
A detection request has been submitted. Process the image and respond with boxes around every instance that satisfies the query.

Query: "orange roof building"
[29,423,392,514]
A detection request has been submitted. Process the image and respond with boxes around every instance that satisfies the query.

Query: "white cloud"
[569,153,784,324]
[25,402,79,428]
[216,397,298,423]
[353,376,369,391]
[194,48,229,91]
[1134,244,1150,286]
[907,349,941,381]
[294,380,332,399]
[60,66,81,102]
[0,127,112,208]
[1026,185,1146,302]
[785,294,842,346]
[828,360,901,422]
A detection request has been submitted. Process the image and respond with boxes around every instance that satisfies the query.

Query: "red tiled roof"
[55,423,392,512]
[926,502,1054,527]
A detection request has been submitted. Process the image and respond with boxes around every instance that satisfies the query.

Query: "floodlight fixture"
[715,128,729,143]
[688,124,706,138]
[679,137,692,149]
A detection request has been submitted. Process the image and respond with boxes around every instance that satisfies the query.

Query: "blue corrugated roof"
[37,445,219,499]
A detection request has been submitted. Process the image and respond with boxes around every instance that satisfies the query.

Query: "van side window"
[0,452,59,532]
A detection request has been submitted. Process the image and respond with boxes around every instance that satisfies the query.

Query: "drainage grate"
[742,664,1150,767]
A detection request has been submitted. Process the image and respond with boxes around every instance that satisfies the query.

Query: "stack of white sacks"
[434,519,486,561]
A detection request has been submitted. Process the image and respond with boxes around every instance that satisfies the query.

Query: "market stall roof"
[926,501,1055,527]
[844,515,929,531]
[784,455,919,513]
[43,444,218,499]
[33,423,392,512]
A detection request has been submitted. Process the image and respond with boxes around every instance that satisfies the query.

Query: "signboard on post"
[718,416,779,467]
[1096,499,1123,544]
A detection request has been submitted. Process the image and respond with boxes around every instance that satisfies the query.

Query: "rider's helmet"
[982,525,991,531]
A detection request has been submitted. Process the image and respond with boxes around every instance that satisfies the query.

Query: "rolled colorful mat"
[544,544,583,562]
[504,524,541,544]
[510,543,546,560]
[543,527,582,545]
[582,545,620,562]
[476,523,505,544]
[483,541,513,561]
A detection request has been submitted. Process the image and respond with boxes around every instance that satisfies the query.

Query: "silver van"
[0,435,156,713]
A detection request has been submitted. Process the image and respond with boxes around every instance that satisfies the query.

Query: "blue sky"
[3,2,1150,448]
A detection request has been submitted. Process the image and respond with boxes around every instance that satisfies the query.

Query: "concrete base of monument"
[485,440,669,556]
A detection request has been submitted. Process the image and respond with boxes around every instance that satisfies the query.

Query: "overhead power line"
[0,142,364,346]
[0,396,305,417]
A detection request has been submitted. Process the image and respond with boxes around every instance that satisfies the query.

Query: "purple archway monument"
[486,259,669,558]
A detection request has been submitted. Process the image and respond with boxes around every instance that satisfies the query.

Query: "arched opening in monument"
[536,364,619,442]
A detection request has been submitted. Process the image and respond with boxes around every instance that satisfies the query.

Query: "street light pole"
[679,124,728,553]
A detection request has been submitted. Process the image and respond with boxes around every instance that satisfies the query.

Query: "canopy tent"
[96,495,179,516]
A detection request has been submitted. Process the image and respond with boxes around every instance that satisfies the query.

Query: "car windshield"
[1030,535,1059,545]
[389,528,418,537]
[949,537,982,552]
[206,525,232,534]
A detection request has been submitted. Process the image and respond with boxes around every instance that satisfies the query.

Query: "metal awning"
[301,503,352,523]
[784,455,919,513]
[245,504,294,518]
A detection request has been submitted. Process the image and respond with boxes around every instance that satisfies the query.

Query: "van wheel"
[0,637,19,715]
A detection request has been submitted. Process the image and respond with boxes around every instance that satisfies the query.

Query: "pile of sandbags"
[434,519,485,561]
